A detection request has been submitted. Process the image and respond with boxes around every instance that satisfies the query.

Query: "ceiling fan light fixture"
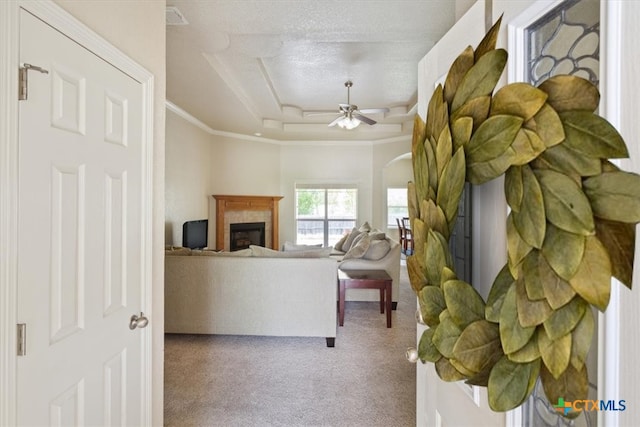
[337,116,361,130]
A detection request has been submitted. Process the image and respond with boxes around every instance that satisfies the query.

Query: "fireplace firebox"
[230,222,266,251]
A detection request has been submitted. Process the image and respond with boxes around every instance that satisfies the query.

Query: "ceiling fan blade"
[358,107,389,114]
[304,111,341,117]
[328,115,344,127]
[354,113,376,125]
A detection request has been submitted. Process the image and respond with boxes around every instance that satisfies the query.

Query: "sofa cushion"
[250,245,332,258]
[192,248,253,257]
[165,247,192,255]
[283,241,323,251]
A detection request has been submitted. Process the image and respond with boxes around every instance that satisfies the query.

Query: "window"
[387,188,409,227]
[295,185,357,247]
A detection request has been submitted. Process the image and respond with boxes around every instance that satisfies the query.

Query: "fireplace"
[212,195,283,251]
[230,222,265,251]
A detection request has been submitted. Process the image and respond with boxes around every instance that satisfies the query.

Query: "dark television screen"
[182,219,208,249]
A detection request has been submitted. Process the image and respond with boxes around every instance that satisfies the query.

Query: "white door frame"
[506,1,622,426]
[0,1,154,425]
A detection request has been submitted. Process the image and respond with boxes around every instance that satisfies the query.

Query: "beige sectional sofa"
[165,250,338,346]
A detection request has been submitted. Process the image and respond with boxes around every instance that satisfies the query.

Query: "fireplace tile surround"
[213,195,283,251]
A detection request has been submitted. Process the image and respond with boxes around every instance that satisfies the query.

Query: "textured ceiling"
[166,0,458,142]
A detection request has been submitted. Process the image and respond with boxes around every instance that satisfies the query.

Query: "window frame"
[295,184,358,247]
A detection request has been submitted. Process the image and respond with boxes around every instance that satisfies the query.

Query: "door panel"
[16,9,145,426]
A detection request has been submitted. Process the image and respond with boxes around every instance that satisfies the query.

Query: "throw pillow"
[363,239,391,260]
[343,233,371,260]
[359,221,372,232]
[333,232,350,252]
[341,228,361,252]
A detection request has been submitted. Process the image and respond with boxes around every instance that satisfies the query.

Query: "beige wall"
[52,1,166,424]
[165,112,412,248]
[165,110,214,246]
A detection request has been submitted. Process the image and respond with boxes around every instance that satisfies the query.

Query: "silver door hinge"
[19,63,49,101]
[17,323,26,356]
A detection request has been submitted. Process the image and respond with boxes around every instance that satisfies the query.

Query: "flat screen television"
[182,219,208,249]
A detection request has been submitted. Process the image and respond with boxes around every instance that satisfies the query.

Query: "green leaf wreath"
[409,17,640,415]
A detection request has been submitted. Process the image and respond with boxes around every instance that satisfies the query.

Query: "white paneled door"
[16,8,148,426]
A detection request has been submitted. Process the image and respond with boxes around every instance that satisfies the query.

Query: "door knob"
[129,312,149,330]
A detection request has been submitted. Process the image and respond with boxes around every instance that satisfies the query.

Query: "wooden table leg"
[338,280,346,326]
[385,280,392,328]
[379,288,384,313]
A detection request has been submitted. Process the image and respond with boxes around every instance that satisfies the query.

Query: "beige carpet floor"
[164,263,416,427]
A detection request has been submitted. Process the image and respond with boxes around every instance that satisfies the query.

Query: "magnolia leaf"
[539,253,576,310]
[412,114,427,158]
[436,124,453,178]
[595,217,635,289]
[453,320,502,374]
[450,358,478,377]
[432,314,463,358]
[491,83,548,121]
[524,103,565,148]
[437,148,466,224]
[407,254,427,293]
[443,279,486,328]
[539,142,602,177]
[507,328,541,363]
[540,363,589,420]
[522,250,547,301]
[488,356,540,412]
[408,182,419,220]
[422,199,449,239]
[511,128,547,166]
[452,49,508,112]
[570,307,595,371]
[512,164,546,248]
[425,230,448,286]
[433,91,450,144]
[486,264,515,323]
[425,139,439,197]
[442,267,458,283]
[516,275,553,327]
[451,116,474,151]
[560,110,629,159]
[451,96,491,130]
[413,140,430,205]
[583,171,640,223]
[505,165,524,212]
[419,285,446,327]
[435,357,466,382]
[500,285,536,354]
[418,328,442,363]
[535,169,595,235]
[467,146,517,185]
[538,327,571,379]
[569,236,612,311]
[602,159,621,172]
[541,223,586,281]
[507,213,533,278]
[426,85,445,142]
[538,75,600,113]
[474,14,503,61]
[412,217,427,260]
[467,115,523,164]
[444,46,475,106]
[543,296,588,340]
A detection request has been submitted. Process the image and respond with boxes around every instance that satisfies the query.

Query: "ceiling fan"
[328,81,389,129]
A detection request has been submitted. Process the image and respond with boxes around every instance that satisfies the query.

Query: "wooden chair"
[396,218,406,253]
[401,217,413,255]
